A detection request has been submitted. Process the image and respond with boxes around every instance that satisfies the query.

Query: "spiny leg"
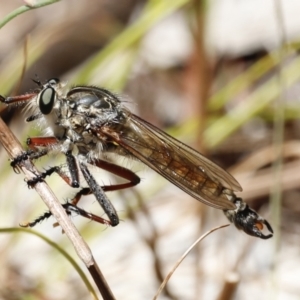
[23,157,141,227]
[25,150,80,188]
[26,136,59,150]
[93,158,140,189]
[65,158,140,226]
[25,166,65,188]
[79,162,119,226]
[10,136,58,173]
[0,92,36,105]
[24,137,81,188]
[20,202,111,227]
[19,146,140,192]
[65,151,79,188]
[14,136,59,185]
[93,158,141,191]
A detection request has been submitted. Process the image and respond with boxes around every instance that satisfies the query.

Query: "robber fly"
[0,78,273,239]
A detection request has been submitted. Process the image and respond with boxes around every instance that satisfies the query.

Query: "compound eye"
[39,86,56,115]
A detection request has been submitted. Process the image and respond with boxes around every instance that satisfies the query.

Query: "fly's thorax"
[68,89,122,123]
[27,79,132,158]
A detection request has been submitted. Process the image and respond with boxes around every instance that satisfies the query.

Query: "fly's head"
[34,78,62,115]
[29,78,67,139]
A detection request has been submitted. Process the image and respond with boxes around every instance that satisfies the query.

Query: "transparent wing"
[102,114,242,210]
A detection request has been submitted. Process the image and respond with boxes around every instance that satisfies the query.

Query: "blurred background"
[0,0,299,299]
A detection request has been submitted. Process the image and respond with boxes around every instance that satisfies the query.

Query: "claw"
[10,152,30,174]
[224,197,273,239]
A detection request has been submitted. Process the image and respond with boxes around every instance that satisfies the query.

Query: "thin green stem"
[0,0,60,29]
[270,0,286,249]
[269,0,286,298]
[0,227,99,300]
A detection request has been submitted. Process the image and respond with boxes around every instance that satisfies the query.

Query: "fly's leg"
[20,210,53,227]
[25,149,80,189]
[12,136,59,186]
[26,136,59,149]
[27,150,81,188]
[25,166,60,188]
[20,202,111,227]
[21,151,83,227]
[72,158,141,206]
[65,151,80,187]
[10,150,32,173]
[0,93,36,105]
[65,203,111,226]
[10,136,58,174]
[93,158,141,191]
[11,149,49,174]
[23,157,141,227]
[64,158,140,226]
[76,159,140,226]
[79,162,119,226]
